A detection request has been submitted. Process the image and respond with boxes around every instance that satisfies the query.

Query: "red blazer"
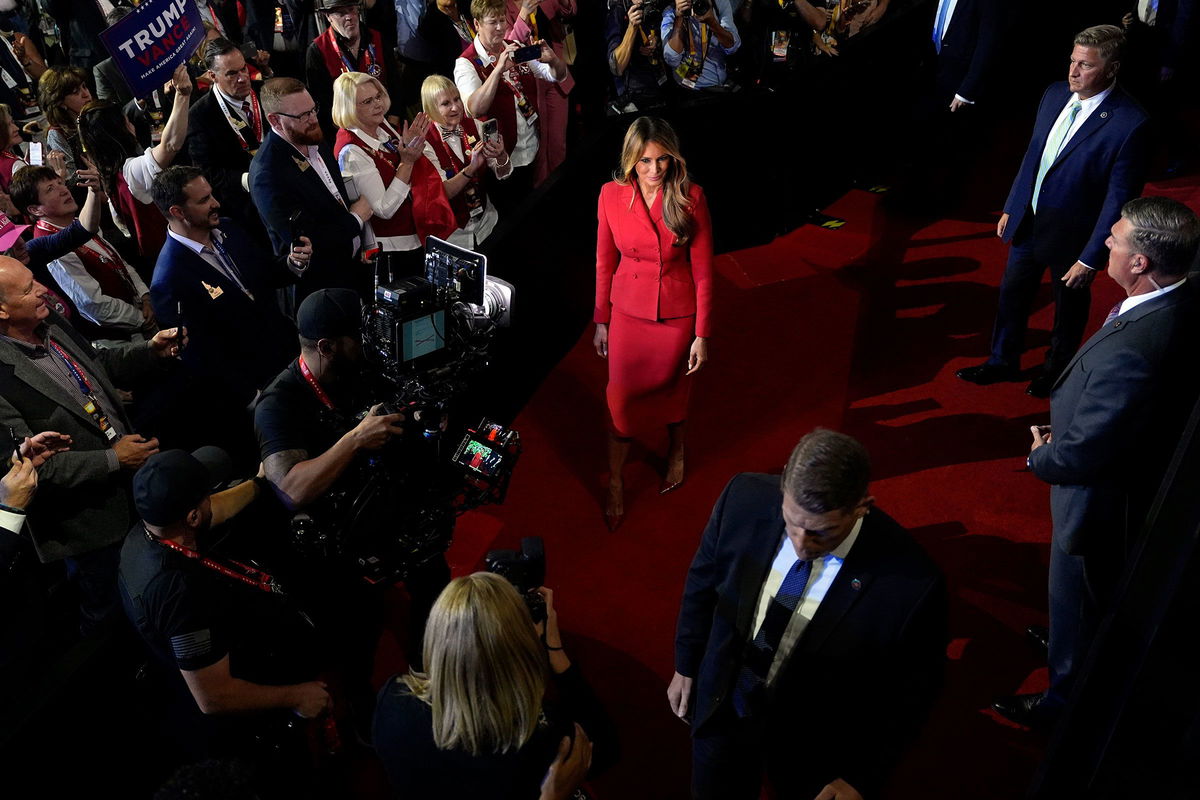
[594,180,713,338]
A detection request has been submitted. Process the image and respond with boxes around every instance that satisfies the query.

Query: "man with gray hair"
[670,428,946,800]
[993,196,1200,728]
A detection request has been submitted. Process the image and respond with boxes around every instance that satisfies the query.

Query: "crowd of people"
[0,0,1196,798]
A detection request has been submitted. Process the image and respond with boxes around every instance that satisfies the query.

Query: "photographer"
[374,573,615,799]
[661,0,741,91]
[606,0,670,106]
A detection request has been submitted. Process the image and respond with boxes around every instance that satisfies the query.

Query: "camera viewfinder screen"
[459,440,503,476]
[403,311,445,362]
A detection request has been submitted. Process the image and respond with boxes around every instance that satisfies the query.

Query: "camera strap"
[298,355,336,410]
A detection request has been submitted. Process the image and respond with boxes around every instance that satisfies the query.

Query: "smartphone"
[174,302,186,356]
[480,118,500,144]
[28,141,42,166]
[512,44,542,63]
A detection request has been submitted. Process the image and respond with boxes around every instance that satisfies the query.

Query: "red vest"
[32,220,139,340]
[460,41,539,158]
[314,27,387,82]
[333,127,457,244]
[425,118,487,230]
[114,172,167,259]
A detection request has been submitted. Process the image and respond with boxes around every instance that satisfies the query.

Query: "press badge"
[771,30,790,60]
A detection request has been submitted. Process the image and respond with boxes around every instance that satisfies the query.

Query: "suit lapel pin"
[1100,111,1109,119]
[850,578,862,591]
[292,156,310,172]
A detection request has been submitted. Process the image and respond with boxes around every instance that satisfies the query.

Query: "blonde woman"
[373,573,611,799]
[594,116,713,530]
[420,74,511,250]
[332,71,455,270]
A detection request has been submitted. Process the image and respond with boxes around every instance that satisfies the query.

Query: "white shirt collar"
[167,225,225,256]
[473,36,498,65]
[1119,276,1187,316]
[216,86,250,112]
[1072,82,1115,113]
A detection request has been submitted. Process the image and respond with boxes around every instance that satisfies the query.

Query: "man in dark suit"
[958,25,1150,397]
[669,429,947,800]
[189,38,270,233]
[0,256,184,634]
[993,197,1200,727]
[249,77,373,306]
[149,166,311,464]
[929,0,1003,111]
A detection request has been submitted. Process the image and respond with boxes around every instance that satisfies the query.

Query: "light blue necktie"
[932,0,951,53]
[1032,100,1082,213]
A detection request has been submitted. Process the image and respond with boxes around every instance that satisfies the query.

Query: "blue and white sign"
[100,0,205,99]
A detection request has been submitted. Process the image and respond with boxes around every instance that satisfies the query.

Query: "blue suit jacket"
[932,0,1002,104]
[1003,82,1149,268]
[1029,283,1200,555]
[674,474,946,796]
[150,220,297,406]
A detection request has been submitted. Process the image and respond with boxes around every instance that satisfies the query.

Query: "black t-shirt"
[118,524,316,684]
[255,359,358,462]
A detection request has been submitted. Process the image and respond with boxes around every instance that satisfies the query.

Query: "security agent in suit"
[993,197,1200,728]
[149,166,312,464]
[0,256,186,634]
[249,77,374,306]
[669,429,947,800]
[958,25,1150,397]
[188,39,269,234]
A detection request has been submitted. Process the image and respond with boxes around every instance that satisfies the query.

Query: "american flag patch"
[170,630,213,660]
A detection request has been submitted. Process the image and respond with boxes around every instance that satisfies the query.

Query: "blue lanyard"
[209,234,252,297]
[48,340,93,395]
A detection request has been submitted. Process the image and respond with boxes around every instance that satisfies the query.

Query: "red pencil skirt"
[606,309,694,438]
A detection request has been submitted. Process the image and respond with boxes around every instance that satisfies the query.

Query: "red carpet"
[425,179,1200,798]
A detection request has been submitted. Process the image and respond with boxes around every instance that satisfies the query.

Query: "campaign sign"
[100,0,205,99]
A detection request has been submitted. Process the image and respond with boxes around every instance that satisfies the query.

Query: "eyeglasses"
[275,103,320,121]
[358,92,385,107]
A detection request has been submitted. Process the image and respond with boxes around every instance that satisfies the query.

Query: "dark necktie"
[732,557,813,717]
[1104,301,1123,325]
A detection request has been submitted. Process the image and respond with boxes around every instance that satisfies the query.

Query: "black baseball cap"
[297,288,362,340]
[134,447,233,526]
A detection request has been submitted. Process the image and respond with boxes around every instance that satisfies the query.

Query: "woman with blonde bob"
[593,116,713,530]
[420,74,512,249]
[332,71,455,271]
[373,572,612,799]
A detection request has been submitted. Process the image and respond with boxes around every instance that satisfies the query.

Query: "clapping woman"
[593,116,712,530]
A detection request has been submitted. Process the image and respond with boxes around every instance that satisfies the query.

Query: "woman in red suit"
[594,116,712,530]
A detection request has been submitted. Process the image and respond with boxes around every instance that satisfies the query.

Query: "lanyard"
[149,529,284,595]
[216,90,263,154]
[328,28,380,77]
[48,339,119,441]
[298,355,336,410]
[48,339,93,394]
[209,232,254,298]
[35,220,138,296]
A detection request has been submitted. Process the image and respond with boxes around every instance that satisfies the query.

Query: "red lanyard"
[218,90,263,153]
[298,355,335,410]
[150,530,282,595]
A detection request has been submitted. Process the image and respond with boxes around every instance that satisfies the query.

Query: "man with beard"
[149,166,312,463]
[249,78,373,305]
[118,447,331,759]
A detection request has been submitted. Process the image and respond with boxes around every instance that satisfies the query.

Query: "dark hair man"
[150,166,312,462]
[0,254,184,634]
[186,38,270,228]
[249,78,374,304]
[670,429,947,800]
[994,196,1200,728]
[959,24,1150,397]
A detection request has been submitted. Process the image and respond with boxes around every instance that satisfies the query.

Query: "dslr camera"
[486,537,547,624]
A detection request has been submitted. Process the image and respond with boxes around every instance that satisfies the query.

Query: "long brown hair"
[614,116,694,246]
[78,101,139,201]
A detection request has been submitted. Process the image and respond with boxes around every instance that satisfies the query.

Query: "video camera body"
[290,239,521,583]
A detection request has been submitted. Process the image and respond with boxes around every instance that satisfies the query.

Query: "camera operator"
[606,0,671,107]
[253,288,451,660]
[661,0,740,91]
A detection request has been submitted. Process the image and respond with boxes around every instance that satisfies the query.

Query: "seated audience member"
[93,7,135,107]
[0,27,46,131]
[374,573,613,799]
[0,103,28,214]
[333,71,456,271]
[250,77,374,302]
[606,0,670,107]
[503,0,575,183]
[79,64,195,263]
[118,448,331,759]
[9,163,104,277]
[306,0,401,138]
[11,164,155,345]
[39,66,92,175]
[454,0,569,193]
[670,429,946,799]
[188,38,270,230]
[149,166,310,460]
[0,255,183,635]
[660,0,741,90]
[421,74,511,250]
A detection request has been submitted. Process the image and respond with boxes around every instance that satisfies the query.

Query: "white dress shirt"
[454,37,562,169]
[166,227,255,299]
[45,225,150,331]
[1042,83,1115,164]
[290,140,363,254]
[121,147,166,203]
[0,507,25,534]
[1138,0,1159,25]
[338,125,419,252]
[421,129,511,249]
[1118,276,1186,317]
[750,516,864,685]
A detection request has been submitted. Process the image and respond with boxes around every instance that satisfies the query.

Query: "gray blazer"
[0,312,157,561]
[1029,283,1200,555]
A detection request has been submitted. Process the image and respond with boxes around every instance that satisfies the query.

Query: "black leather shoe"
[1025,624,1050,654]
[1026,374,1055,398]
[956,363,1019,385]
[992,692,1052,729]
